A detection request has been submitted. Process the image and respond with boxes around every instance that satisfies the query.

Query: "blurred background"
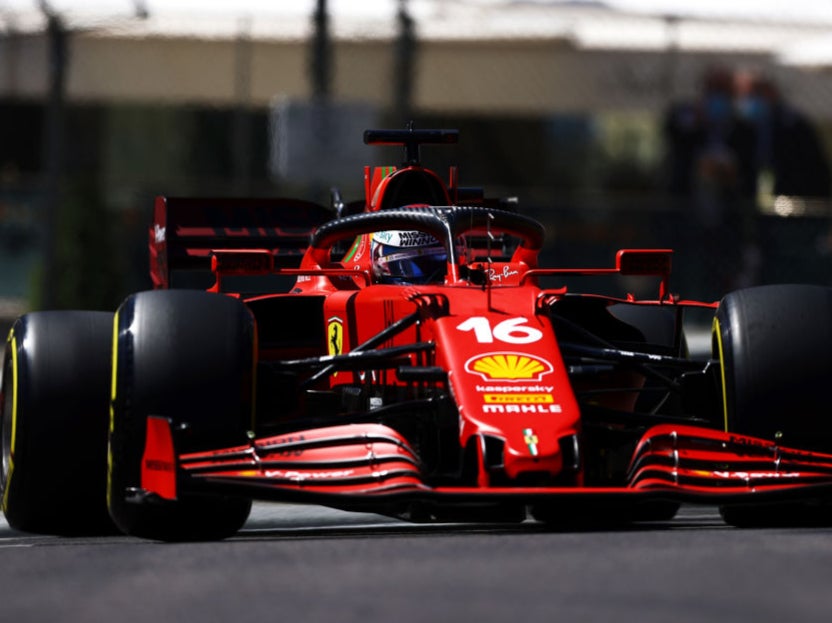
[3,0,832,331]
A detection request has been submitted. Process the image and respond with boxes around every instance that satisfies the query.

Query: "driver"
[371,229,447,284]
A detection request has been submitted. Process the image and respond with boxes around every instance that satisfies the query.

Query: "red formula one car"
[4,127,832,540]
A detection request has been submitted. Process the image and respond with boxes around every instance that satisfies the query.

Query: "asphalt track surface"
[2,334,827,622]
[2,504,832,623]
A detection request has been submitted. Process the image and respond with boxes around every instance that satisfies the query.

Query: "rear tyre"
[720,502,832,528]
[1,311,115,535]
[107,290,254,541]
[531,499,678,528]
[713,284,832,527]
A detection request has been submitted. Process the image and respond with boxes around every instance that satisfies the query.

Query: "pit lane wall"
[3,6,832,120]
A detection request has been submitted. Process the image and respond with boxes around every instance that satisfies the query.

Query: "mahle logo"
[465,352,553,382]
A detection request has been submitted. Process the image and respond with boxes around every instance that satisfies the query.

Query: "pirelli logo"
[484,393,553,404]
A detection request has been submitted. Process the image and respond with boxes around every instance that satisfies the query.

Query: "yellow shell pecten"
[471,353,547,380]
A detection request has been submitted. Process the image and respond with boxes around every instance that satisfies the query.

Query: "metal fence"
[2,1,832,313]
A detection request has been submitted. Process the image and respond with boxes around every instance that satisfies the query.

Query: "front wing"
[138,419,832,514]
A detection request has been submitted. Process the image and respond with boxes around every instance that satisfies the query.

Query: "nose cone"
[502,427,568,480]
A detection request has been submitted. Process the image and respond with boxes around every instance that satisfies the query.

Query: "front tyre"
[1,311,114,535]
[107,290,254,541]
[714,284,832,444]
[714,284,832,527]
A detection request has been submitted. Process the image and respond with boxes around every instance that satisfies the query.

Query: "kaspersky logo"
[464,352,553,382]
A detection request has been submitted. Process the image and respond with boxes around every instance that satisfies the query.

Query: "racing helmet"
[371,230,447,284]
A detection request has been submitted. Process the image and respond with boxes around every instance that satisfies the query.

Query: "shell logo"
[464,352,554,382]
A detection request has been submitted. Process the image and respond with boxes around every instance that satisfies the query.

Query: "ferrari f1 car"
[4,127,832,540]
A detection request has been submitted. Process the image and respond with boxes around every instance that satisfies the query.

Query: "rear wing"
[150,196,332,289]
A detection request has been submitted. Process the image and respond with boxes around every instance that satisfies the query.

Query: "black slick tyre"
[531,499,679,527]
[1,311,115,535]
[107,290,254,541]
[713,284,832,443]
[713,284,832,527]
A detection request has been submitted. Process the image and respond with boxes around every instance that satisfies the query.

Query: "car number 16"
[456,316,543,344]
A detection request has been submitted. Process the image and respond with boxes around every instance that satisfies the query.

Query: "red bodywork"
[141,129,832,522]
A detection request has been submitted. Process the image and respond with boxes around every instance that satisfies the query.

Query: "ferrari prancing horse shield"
[327,317,343,357]
[327,317,343,378]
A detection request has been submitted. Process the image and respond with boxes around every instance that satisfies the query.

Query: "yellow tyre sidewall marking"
[712,316,729,432]
[2,331,19,511]
[107,309,120,509]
